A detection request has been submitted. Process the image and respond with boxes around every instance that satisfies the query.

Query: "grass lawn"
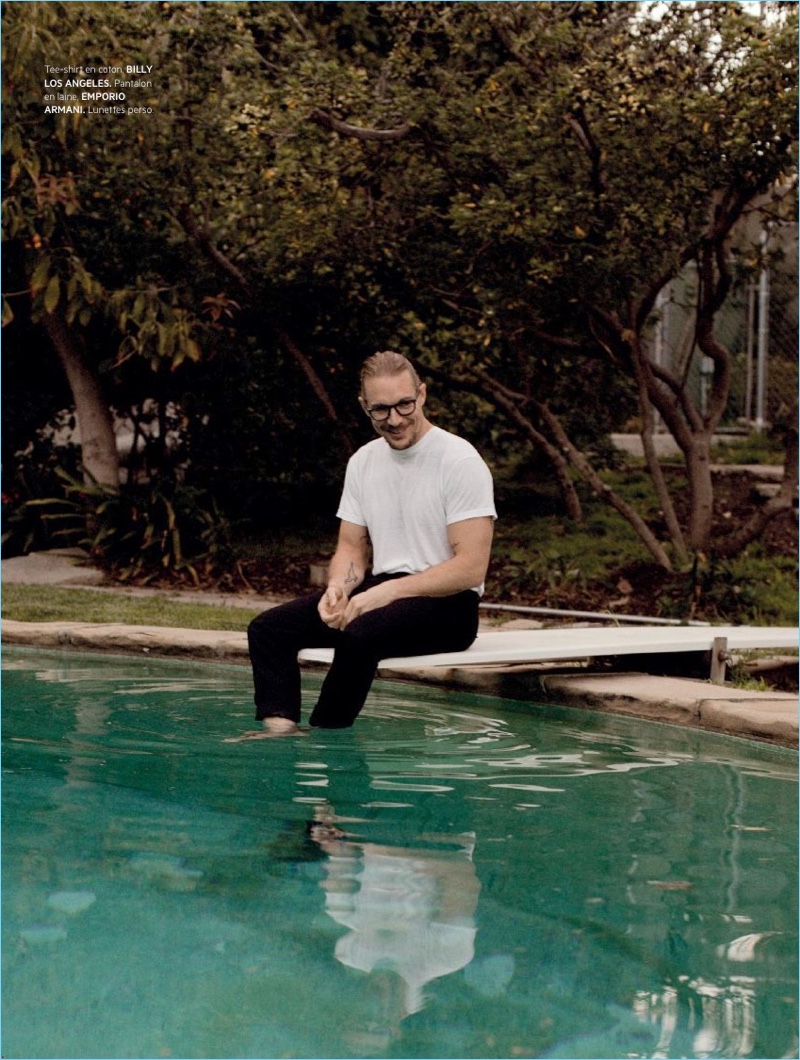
[1,584,262,631]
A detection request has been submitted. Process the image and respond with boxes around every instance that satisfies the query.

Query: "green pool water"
[2,647,797,1060]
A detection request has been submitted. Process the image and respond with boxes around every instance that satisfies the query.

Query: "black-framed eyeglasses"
[363,391,420,422]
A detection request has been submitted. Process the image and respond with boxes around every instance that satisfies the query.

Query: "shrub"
[3,469,233,585]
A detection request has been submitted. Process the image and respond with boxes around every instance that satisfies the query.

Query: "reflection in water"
[634,978,758,1059]
[2,650,797,1059]
[308,802,480,1051]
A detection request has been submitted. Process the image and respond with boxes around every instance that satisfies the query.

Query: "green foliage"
[2,426,83,556]
[711,432,787,465]
[726,663,773,693]
[644,546,797,626]
[5,469,234,586]
[2,1,797,570]
[682,550,799,626]
[490,471,662,605]
[242,0,796,558]
[489,466,797,625]
[2,0,247,371]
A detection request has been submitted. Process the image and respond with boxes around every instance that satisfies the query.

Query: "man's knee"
[248,603,294,645]
[247,609,274,642]
[249,593,327,648]
[335,621,382,657]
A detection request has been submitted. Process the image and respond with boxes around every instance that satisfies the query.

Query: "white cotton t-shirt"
[336,426,496,594]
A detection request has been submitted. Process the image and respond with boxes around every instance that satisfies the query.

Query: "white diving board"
[299,625,799,685]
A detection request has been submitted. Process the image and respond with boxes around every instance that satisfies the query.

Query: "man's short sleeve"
[336,455,368,527]
[444,454,497,525]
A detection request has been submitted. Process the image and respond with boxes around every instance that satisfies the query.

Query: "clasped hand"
[318,581,399,629]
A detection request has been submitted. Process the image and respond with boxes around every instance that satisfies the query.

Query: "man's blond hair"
[360,351,421,394]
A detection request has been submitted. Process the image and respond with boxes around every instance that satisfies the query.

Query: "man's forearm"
[385,555,482,600]
[327,550,367,597]
[390,517,493,599]
[338,553,484,628]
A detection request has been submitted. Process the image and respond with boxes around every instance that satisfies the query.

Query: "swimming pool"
[2,647,797,1059]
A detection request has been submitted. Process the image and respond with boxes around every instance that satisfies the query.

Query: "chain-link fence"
[647,220,798,431]
[762,250,799,428]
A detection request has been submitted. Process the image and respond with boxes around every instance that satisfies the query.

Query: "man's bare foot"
[224,718,307,742]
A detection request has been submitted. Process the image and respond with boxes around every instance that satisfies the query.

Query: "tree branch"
[177,204,252,294]
[473,369,584,522]
[565,108,607,203]
[275,327,355,455]
[531,398,674,570]
[310,108,411,142]
[626,336,689,564]
[423,363,583,521]
[586,300,702,443]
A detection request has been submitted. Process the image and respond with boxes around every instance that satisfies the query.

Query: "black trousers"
[247,574,480,728]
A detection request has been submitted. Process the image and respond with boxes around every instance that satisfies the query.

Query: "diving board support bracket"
[710,636,731,685]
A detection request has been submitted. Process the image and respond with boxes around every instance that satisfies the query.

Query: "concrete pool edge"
[3,618,797,749]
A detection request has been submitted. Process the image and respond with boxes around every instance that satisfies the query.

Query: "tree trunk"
[628,336,690,565]
[684,433,716,552]
[42,311,120,489]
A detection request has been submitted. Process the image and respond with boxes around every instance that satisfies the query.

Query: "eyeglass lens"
[367,397,417,421]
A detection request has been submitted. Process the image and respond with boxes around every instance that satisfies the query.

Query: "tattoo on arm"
[344,562,359,589]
